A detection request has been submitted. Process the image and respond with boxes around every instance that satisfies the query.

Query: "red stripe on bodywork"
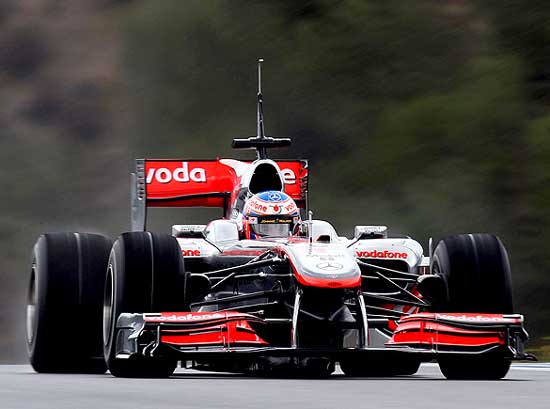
[387,312,516,349]
[160,320,268,347]
[143,311,268,348]
[221,249,267,257]
[292,273,361,289]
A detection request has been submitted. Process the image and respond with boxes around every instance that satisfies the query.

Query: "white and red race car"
[26,61,534,379]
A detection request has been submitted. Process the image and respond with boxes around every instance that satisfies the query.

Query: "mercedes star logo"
[268,191,283,201]
[316,262,344,271]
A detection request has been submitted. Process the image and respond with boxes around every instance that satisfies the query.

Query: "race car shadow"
[170,368,530,382]
[170,368,422,380]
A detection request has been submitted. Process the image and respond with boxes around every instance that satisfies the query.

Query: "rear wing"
[131,159,308,231]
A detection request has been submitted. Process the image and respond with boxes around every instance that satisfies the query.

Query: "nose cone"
[285,242,361,288]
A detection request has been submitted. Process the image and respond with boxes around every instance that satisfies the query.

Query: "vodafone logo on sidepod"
[356,250,408,259]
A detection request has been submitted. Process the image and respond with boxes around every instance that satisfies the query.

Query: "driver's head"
[243,191,300,239]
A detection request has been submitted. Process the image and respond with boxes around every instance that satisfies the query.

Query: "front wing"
[113,311,534,364]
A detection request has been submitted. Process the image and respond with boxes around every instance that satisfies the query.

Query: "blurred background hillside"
[1,0,550,362]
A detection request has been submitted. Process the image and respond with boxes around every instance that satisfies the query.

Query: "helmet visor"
[252,223,291,238]
[249,215,296,238]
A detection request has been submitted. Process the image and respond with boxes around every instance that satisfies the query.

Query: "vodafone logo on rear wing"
[280,168,296,185]
[146,161,298,185]
[142,159,307,208]
[146,162,207,183]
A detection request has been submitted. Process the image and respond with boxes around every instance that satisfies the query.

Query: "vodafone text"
[280,169,296,185]
[355,250,408,259]
[181,249,201,256]
[437,314,514,322]
[147,162,207,184]
[146,161,297,185]
[146,313,225,322]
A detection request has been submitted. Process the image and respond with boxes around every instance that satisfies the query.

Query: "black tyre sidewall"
[103,238,125,372]
[431,233,514,380]
[432,234,513,313]
[104,232,182,378]
[439,356,511,380]
[28,233,111,373]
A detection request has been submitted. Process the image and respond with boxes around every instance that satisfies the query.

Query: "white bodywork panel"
[284,242,361,280]
[176,238,220,258]
[348,238,424,269]
[203,220,240,245]
[172,219,425,270]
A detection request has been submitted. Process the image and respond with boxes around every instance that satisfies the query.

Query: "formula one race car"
[26,60,534,379]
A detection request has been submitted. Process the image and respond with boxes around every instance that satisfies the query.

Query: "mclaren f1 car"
[26,60,534,379]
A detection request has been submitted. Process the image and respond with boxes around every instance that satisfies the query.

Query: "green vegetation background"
[1,0,549,361]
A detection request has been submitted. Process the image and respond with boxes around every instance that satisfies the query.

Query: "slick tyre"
[27,233,112,373]
[431,233,513,380]
[103,232,184,378]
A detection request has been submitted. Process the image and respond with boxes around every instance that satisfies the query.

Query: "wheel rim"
[26,265,37,345]
[103,265,114,345]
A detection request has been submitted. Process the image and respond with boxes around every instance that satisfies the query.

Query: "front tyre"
[103,232,183,378]
[438,355,511,380]
[431,233,513,380]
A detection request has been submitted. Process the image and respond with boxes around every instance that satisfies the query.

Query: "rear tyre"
[103,232,183,378]
[27,233,112,373]
[431,233,513,380]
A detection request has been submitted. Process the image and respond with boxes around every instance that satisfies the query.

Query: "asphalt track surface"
[1,363,548,409]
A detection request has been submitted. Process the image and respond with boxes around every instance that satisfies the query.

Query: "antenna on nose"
[232,58,291,160]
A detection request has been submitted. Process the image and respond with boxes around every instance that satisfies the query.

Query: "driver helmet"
[243,190,300,239]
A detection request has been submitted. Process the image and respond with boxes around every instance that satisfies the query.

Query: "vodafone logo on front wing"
[356,250,408,259]
[436,314,514,322]
[147,162,207,184]
[145,313,224,322]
